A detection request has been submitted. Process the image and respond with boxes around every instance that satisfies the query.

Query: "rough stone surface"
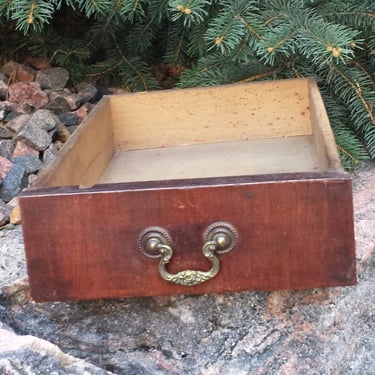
[35,67,69,90]
[12,141,39,158]
[8,82,49,108]
[0,211,8,227]
[0,163,28,202]
[0,125,14,139]
[0,140,15,159]
[0,226,25,286]
[0,101,12,121]
[0,163,374,374]
[76,82,99,103]
[46,95,73,115]
[0,156,13,179]
[5,113,31,133]
[0,201,11,226]
[0,81,7,100]
[41,142,59,165]
[14,125,51,152]
[29,109,60,131]
[14,120,52,151]
[59,112,79,126]
[12,154,42,174]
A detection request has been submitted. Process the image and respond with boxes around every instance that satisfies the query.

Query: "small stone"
[15,64,36,83]
[35,67,69,90]
[58,112,79,126]
[0,125,14,139]
[0,140,15,159]
[0,210,9,226]
[0,156,13,179]
[64,93,80,110]
[9,205,21,225]
[0,163,28,202]
[13,154,42,174]
[9,102,33,114]
[0,101,12,121]
[42,142,59,165]
[45,94,72,115]
[14,110,60,151]
[4,113,30,133]
[6,196,19,208]
[28,173,38,186]
[74,104,89,123]
[0,80,8,100]
[29,109,60,131]
[8,82,49,109]
[0,201,11,226]
[76,82,99,103]
[14,121,52,151]
[53,122,70,143]
[12,141,39,158]
[0,72,8,83]
[4,111,23,123]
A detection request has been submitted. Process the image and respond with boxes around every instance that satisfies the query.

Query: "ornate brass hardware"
[138,222,238,286]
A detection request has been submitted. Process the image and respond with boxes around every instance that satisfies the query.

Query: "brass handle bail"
[138,222,238,286]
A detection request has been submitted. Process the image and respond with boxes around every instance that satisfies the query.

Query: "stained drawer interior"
[34,78,343,188]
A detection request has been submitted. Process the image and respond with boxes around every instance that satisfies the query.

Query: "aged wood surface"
[20,173,355,301]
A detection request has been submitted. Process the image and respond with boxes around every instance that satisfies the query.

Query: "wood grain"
[110,78,313,150]
[36,98,115,187]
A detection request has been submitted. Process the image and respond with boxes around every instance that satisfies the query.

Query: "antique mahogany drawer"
[19,78,356,302]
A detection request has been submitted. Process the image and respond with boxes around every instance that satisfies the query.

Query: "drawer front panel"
[20,176,355,301]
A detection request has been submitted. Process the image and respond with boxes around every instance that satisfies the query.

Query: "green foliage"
[0,0,374,168]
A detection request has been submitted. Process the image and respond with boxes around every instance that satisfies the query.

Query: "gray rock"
[0,326,113,375]
[29,109,60,131]
[0,163,27,202]
[0,125,14,139]
[4,113,30,133]
[0,140,15,159]
[45,95,72,115]
[0,101,12,121]
[41,142,59,165]
[13,110,61,151]
[12,154,42,174]
[35,67,69,90]
[76,82,99,103]
[4,111,23,123]
[0,201,11,226]
[14,121,52,151]
[0,80,8,100]
[58,112,79,126]
[64,93,81,110]
[0,73,8,83]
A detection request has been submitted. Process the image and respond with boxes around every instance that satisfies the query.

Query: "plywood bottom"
[99,136,321,183]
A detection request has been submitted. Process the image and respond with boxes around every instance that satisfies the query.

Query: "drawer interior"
[35,78,343,188]
[99,136,319,183]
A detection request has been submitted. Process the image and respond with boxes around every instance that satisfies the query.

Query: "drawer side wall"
[35,98,115,187]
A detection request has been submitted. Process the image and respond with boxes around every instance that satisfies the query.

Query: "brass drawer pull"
[138,222,238,286]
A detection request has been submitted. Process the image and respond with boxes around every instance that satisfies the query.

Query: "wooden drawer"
[19,78,356,301]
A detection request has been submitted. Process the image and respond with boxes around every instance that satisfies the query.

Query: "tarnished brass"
[138,222,238,286]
